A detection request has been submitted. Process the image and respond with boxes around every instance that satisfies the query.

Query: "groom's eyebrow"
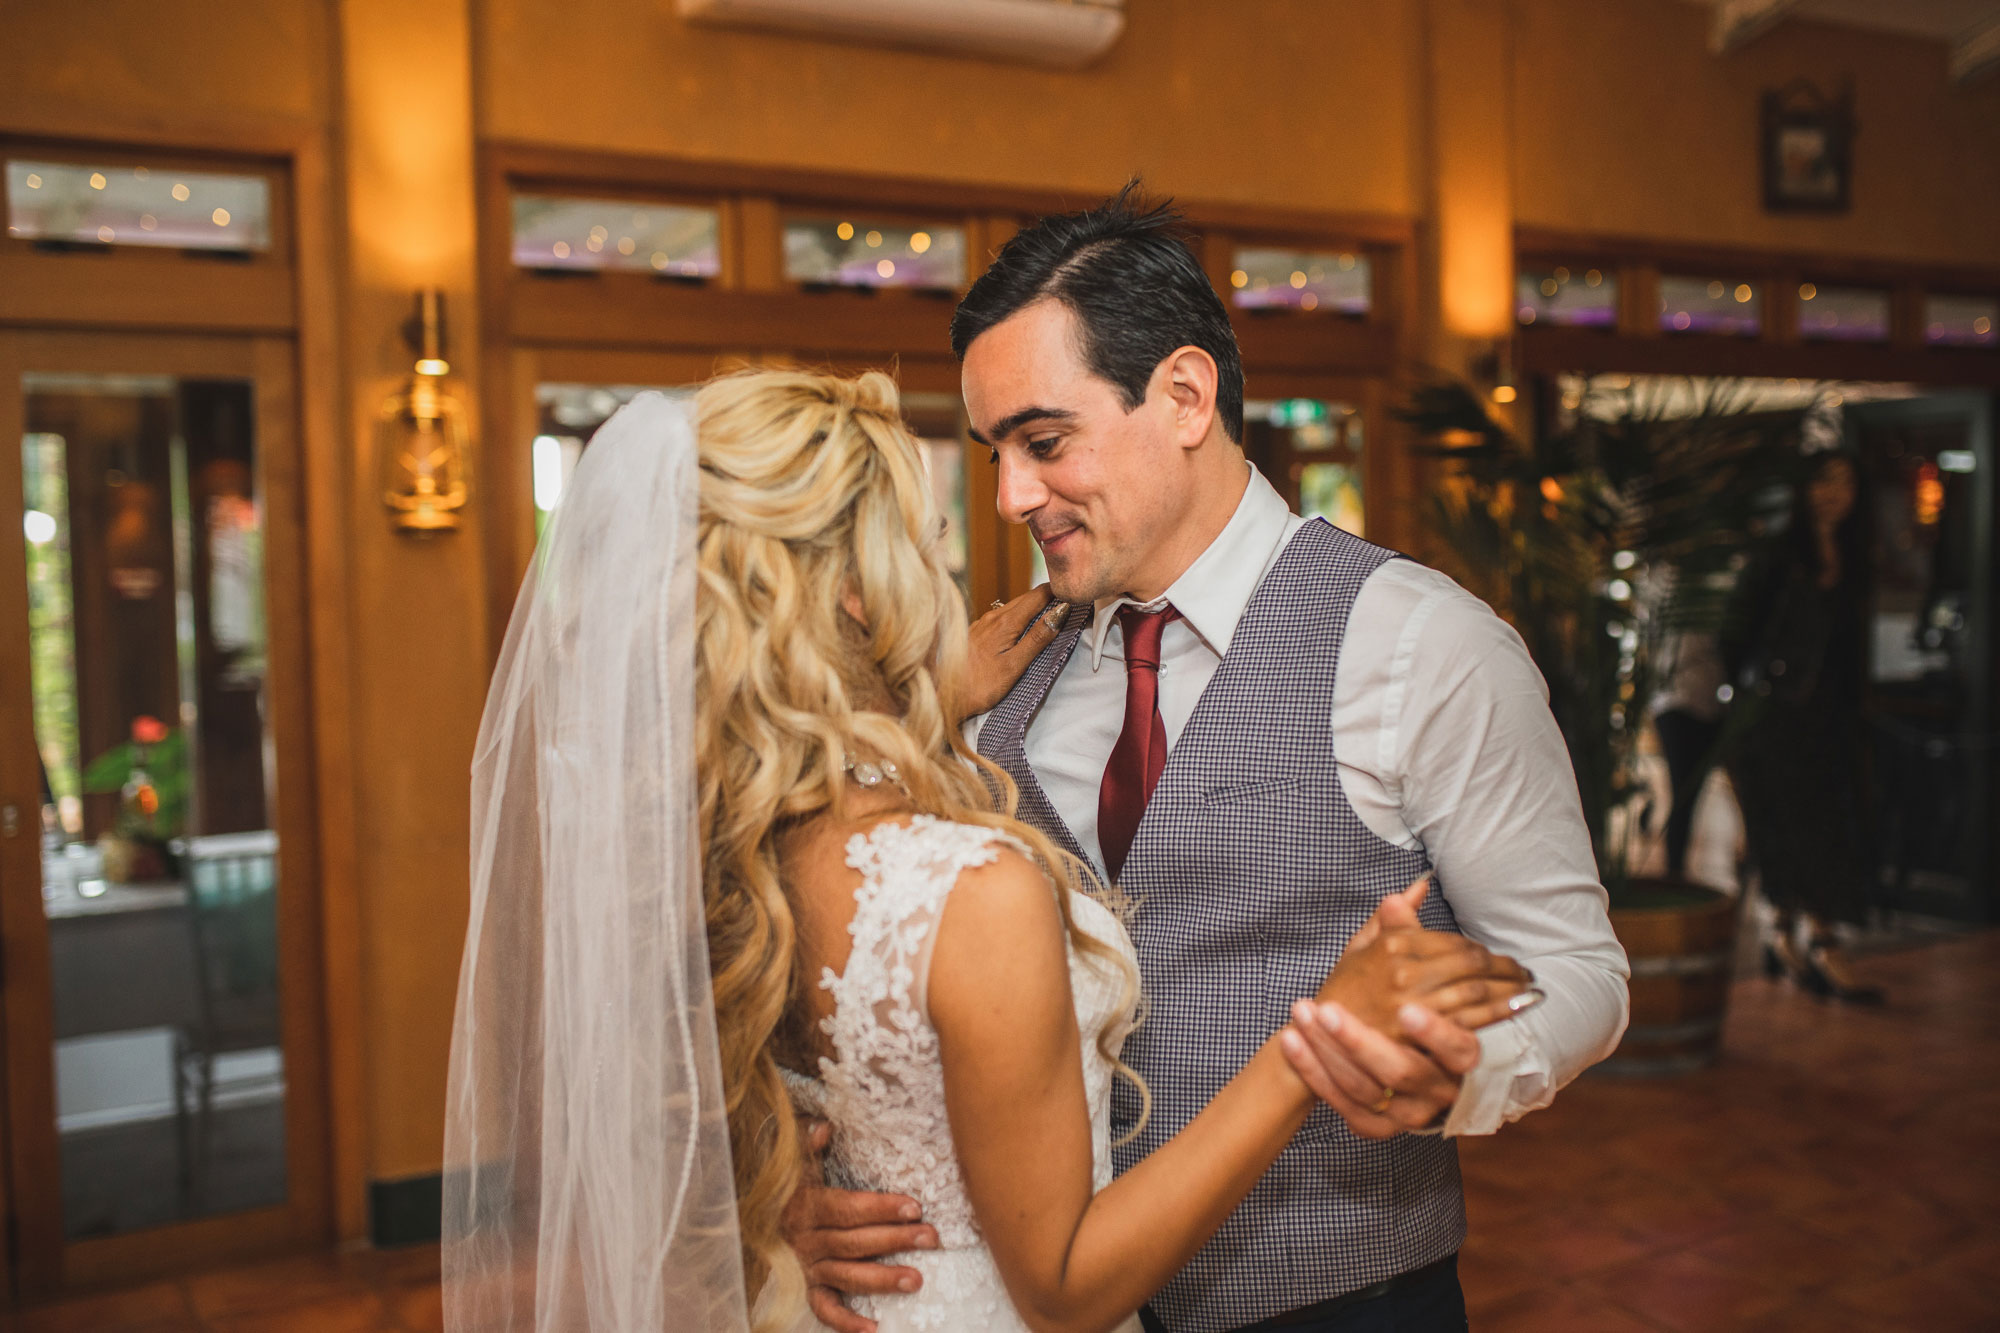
[968,406,1078,448]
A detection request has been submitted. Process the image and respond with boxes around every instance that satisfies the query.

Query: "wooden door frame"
[1843,391,2000,923]
[1239,370,1409,554]
[0,329,331,1293]
[1,119,366,1252]
[477,145,1421,639]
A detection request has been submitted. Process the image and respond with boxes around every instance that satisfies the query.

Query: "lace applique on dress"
[801,816,1140,1333]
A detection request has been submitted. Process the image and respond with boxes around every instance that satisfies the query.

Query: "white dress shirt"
[969,465,1629,1135]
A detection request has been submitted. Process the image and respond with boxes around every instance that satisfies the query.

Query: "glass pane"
[1924,293,1998,348]
[902,392,971,602]
[1244,397,1364,536]
[532,383,974,600]
[512,195,721,277]
[532,383,695,533]
[1659,276,1763,336]
[1230,248,1371,314]
[1797,284,1890,342]
[21,373,286,1237]
[8,160,270,253]
[1517,265,1617,328]
[1298,462,1365,534]
[783,218,966,290]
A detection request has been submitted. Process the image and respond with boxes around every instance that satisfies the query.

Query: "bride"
[442,370,1531,1333]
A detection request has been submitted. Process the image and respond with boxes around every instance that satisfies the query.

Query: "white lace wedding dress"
[787,816,1145,1333]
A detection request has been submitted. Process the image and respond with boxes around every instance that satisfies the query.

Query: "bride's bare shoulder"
[926,842,1076,1059]
[930,842,1068,978]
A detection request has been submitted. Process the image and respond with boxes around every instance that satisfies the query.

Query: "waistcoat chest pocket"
[1200,776,1303,807]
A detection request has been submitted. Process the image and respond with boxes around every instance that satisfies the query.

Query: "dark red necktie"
[1098,604,1181,882]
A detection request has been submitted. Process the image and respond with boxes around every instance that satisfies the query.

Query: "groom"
[792,190,1628,1332]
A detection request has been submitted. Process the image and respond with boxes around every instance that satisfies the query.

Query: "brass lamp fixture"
[379,289,470,534]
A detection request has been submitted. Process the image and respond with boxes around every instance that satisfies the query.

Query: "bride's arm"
[929,853,1523,1333]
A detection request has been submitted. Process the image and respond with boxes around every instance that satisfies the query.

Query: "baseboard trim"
[369,1172,443,1248]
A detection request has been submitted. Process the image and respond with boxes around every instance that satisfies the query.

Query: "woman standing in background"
[1725,451,1883,1004]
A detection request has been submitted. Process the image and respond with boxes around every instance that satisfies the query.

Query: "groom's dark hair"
[950,181,1245,444]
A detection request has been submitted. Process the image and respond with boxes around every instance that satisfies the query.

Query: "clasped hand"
[1280,875,1535,1139]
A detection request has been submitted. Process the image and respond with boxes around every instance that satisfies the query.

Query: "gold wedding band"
[1370,1088,1396,1114]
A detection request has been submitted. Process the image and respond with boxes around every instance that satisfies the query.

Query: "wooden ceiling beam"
[1708,0,1804,54]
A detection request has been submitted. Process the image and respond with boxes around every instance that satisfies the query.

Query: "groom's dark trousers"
[1139,1254,1468,1333]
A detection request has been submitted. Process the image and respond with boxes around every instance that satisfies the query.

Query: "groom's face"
[961,300,1181,606]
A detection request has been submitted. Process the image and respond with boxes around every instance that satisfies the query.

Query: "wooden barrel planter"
[1601,879,1740,1076]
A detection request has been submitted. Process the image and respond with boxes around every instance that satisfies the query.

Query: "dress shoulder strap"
[826,816,1027,1039]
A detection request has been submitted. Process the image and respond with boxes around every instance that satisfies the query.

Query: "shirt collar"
[1085,464,1294,669]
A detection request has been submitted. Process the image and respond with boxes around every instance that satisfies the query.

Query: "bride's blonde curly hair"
[691,368,1145,1321]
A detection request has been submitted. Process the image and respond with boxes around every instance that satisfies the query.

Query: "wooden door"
[1846,393,1996,923]
[0,330,328,1294]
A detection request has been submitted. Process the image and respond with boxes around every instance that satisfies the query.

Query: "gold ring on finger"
[1371,1087,1396,1114]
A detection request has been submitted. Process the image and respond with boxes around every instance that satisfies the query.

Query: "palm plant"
[1400,375,1807,901]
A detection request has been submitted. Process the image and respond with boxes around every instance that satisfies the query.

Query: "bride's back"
[689,369,1126,1312]
[779,804,1140,1333]
[778,799,920,1064]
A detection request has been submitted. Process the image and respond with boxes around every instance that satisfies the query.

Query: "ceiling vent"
[676,0,1126,70]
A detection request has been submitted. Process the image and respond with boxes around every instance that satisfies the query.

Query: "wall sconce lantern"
[379,289,470,534]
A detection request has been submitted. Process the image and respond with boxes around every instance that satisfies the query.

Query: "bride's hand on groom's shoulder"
[962,586,1068,719]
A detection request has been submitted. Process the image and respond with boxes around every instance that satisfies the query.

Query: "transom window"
[6,158,270,253]
[1797,284,1890,343]
[1926,294,1997,348]
[511,195,721,277]
[1229,248,1371,315]
[783,217,966,290]
[1517,265,1617,328]
[1659,276,1762,337]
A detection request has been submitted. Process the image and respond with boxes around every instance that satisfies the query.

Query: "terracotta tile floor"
[9,933,1996,1331]
[1460,930,2000,1333]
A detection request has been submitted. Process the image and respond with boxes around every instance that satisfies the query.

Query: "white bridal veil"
[443,393,751,1332]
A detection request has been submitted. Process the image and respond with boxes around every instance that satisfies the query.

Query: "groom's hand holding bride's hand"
[1280,876,1535,1140]
[962,585,1068,719]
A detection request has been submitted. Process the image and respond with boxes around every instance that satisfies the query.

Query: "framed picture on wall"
[1761,80,1854,214]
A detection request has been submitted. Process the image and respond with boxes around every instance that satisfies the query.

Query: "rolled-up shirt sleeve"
[1384,584,1630,1136]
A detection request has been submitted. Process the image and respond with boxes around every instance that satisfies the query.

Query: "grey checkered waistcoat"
[978,519,1466,1333]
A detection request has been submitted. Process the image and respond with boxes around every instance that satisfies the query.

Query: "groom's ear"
[1159,344,1220,451]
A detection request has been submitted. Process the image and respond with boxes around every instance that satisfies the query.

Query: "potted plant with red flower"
[82,714,189,882]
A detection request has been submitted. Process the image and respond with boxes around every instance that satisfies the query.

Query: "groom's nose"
[995,454,1049,526]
